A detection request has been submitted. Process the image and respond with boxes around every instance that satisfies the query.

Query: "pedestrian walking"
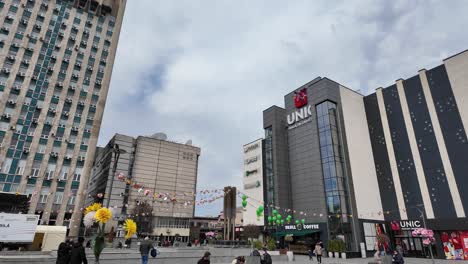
[139,237,153,264]
[392,250,404,264]
[315,243,323,264]
[198,251,211,264]
[260,248,272,264]
[56,240,71,264]
[307,247,314,261]
[70,237,88,264]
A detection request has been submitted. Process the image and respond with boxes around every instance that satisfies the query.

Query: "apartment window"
[39,187,50,203]
[68,195,76,205]
[54,191,63,204]
[37,144,47,153]
[25,184,35,198]
[60,166,69,180]
[73,171,81,182]
[15,159,26,175]
[2,158,12,173]
[9,184,19,193]
[45,164,56,180]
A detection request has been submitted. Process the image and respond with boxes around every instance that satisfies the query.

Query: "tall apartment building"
[0,0,126,236]
[87,133,201,242]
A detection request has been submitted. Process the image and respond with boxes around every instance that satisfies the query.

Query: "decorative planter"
[328,252,333,258]
[341,252,347,259]
[334,252,339,258]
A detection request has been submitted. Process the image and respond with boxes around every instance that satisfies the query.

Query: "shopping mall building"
[259,50,468,259]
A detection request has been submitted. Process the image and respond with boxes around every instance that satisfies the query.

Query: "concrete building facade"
[87,133,201,242]
[260,50,468,259]
[0,0,126,236]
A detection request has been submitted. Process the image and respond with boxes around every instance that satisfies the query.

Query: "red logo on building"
[294,88,308,108]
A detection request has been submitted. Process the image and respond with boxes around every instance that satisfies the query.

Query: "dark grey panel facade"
[426,65,468,214]
[263,106,292,211]
[403,76,456,218]
[382,85,424,219]
[363,94,401,220]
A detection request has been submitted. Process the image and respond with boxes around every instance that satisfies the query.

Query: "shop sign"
[287,88,312,130]
[399,220,421,229]
[244,143,260,153]
[284,223,319,231]
[244,181,261,190]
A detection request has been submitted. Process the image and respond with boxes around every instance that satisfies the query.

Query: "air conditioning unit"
[63,58,70,63]
[72,126,79,131]
[53,95,60,99]
[23,148,30,153]
[41,135,49,139]
[31,75,38,80]
[2,68,10,74]
[90,104,96,108]
[72,73,79,78]
[24,101,30,106]
[48,67,54,72]
[22,60,30,65]
[76,114,81,117]
[87,66,93,71]
[18,72,26,77]
[51,55,57,60]
[32,118,38,124]
[59,124,66,128]
[70,36,76,41]
[78,156,85,161]
[65,155,72,160]
[28,132,34,136]
[75,62,81,67]
[13,85,21,91]
[12,42,21,48]
[10,125,16,130]
[6,15,14,20]
[63,112,69,117]
[88,117,94,121]
[56,82,63,87]
[0,81,5,86]
[66,98,72,103]
[69,86,76,91]
[38,13,45,18]
[50,152,58,157]
[1,26,9,32]
[49,108,56,113]
[84,129,91,133]
[45,121,52,126]
[8,99,16,105]
[84,30,90,35]
[3,114,12,119]
[41,2,48,7]
[95,81,102,85]
[7,55,15,60]
[92,44,98,49]
[78,101,85,106]
[35,24,41,30]
[21,19,28,24]
[56,137,63,141]
[36,104,42,109]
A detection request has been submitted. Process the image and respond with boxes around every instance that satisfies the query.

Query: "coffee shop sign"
[285,224,319,230]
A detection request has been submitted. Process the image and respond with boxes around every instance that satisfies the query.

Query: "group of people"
[197,248,273,264]
[307,241,324,263]
[56,237,88,264]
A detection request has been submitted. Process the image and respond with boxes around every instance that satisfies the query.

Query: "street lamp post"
[414,205,435,264]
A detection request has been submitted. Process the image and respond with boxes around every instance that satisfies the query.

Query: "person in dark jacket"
[56,241,71,264]
[70,237,88,264]
[139,237,153,264]
[197,251,211,264]
[392,250,404,264]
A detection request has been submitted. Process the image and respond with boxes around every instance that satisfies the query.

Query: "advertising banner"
[0,213,39,243]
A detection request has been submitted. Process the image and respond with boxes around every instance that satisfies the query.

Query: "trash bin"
[286,251,294,261]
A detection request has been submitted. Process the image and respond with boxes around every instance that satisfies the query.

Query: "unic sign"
[287,88,312,130]
[399,220,421,229]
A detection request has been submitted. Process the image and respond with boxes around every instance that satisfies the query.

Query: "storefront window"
[440,231,468,260]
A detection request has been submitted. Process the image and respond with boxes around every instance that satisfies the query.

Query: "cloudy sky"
[98,0,468,216]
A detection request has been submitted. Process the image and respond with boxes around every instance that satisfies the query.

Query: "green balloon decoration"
[241,195,247,209]
[258,205,264,211]
[242,200,247,208]
[295,220,299,224]
[272,216,277,221]
[277,214,282,219]
[287,215,292,219]
[281,219,284,224]
[268,216,272,221]
[273,209,277,215]
[301,219,305,224]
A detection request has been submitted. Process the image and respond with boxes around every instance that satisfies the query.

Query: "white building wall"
[339,87,384,220]
[242,139,264,226]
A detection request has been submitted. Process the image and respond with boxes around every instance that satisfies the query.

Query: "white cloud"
[99,0,468,215]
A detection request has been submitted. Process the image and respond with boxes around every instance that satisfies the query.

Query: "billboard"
[0,213,39,243]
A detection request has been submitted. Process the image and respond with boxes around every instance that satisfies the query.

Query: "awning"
[273,229,320,237]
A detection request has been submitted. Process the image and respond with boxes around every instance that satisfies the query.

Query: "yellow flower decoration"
[94,208,112,223]
[123,219,137,239]
[84,203,102,215]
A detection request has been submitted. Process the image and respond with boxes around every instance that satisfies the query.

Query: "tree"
[131,201,153,236]
[243,225,261,241]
